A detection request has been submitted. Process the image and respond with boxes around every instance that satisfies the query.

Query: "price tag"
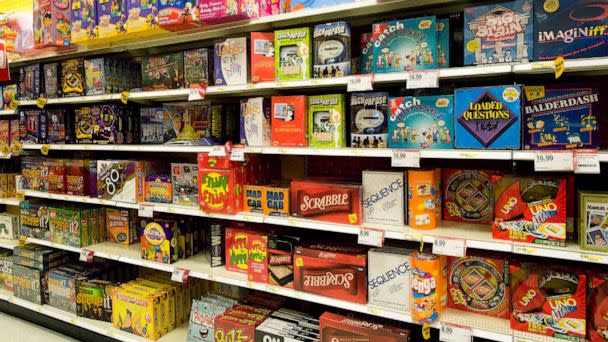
[357,227,385,247]
[440,323,472,342]
[36,97,47,109]
[40,144,50,156]
[138,204,154,218]
[188,85,207,101]
[16,190,24,201]
[554,56,565,79]
[120,91,129,104]
[171,268,190,283]
[0,142,9,156]
[230,147,245,162]
[11,141,22,156]
[534,150,574,172]
[79,249,94,263]
[422,323,431,340]
[18,236,26,246]
[391,149,420,168]
[432,236,466,257]
[347,75,373,92]
[574,150,600,174]
[209,145,227,157]
[580,253,607,263]
[9,99,18,109]
[406,70,439,89]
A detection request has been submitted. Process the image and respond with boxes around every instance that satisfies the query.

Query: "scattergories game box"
[290,179,362,225]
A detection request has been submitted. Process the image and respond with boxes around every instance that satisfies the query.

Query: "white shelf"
[0,239,19,250]
[21,143,213,153]
[0,109,16,116]
[0,198,19,206]
[22,190,140,209]
[512,56,608,75]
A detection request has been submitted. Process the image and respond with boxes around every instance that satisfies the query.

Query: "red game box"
[65,160,89,196]
[442,169,497,224]
[294,242,368,304]
[247,233,268,283]
[225,227,258,274]
[319,312,411,342]
[271,95,307,147]
[198,166,244,214]
[510,261,586,340]
[214,314,258,342]
[588,272,608,342]
[45,159,66,194]
[291,179,362,225]
[250,32,275,83]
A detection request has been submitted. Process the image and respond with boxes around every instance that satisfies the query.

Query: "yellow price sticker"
[120,91,129,104]
[544,0,559,13]
[9,99,19,109]
[581,253,604,262]
[524,86,545,101]
[16,190,24,201]
[367,308,381,315]
[11,141,22,156]
[18,236,26,246]
[554,56,565,79]
[40,144,50,156]
[422,322,431,340]
[36,97,47,109]
[466,40,480,52]
[0,142,10,155]
[295,257,303,267]
[348,213,358,224]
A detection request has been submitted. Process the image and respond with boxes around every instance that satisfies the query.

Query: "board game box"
[45,159,66,194]
[19,64,41,100]
[71,0,97,43]
[214,37,248,86]
[140,107,164,144]
[271,95,308,147]
[437,18,450,68]
[61,58,85,97]
[75,106,93,143]
[33,0,71,48]
[588,272,608,342]
[313,21,351,78]
[388,95,454,149]
[368,247,412,312]
[159,0,201,31]
[184,48,210,88]
[240,97,271,146]
[140,218,179,264]
[0,252,12,292]
[360,32,374,74]
[408,169,441,230]
[411,252,447,323]
[523,84,601,149]
[106,208,137,245]
[20,202,51,240]
[19,110,48,144]
[320,312,411,342]
[171,163,199,206]
[578,191,608,252]
[84,58,106,95]
[76,279,113,322]
[350,92,388,148]
[291,179,362,225]
[268,235,299,288]
[464,0,533,65]
[0,213,19,240]
[455,85,522,149]
[125,0,163,36]
[198,0,255,24]
[225,227,256,274]
[248,234,269,283]
[275,27,311,81]
[308,94,345,148]
[3,84,18,110]
[142,52,185,90]
[198,164,244,215]
[372,16,437,73]
[13,264,46,305]
[145,174,173,203]
[97,160,146,204]
[362,170,405,227]
[47,109,72,144]
[443,169,495,224]
[66,160,89,195]
[251,32,275,83]
[163,102,220,145]
[43,62,59,98]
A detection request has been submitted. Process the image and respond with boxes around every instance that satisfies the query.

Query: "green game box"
[275,27,311,81]
[308,94,346,148]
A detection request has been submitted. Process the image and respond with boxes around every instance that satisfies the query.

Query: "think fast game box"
[350,92,389,148]
[308,94,345,148]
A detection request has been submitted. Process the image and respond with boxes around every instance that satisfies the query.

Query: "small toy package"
[267,234,299,288]
[313,21,351,78]
[0,213,19,240]
[350,92,388,148]
[523,84,601,149]
[455,85,522,149]
[19,110,48,144]
[308,94,345,148]
[198,0,254,25]
[184,48,210,88]
[159,0,201,31]
[97,160,146,204]
[250,32,275,83]
[578,191,608,252]
[408,169,441,230]
[248,233,268,283]
[437,18,450,68]
[274,27,311,81]
[43,62,60,98]
[388,95,454,149]
[171,163,199,206]
[97,0,126,40]
[145,174,173,203]
[125,0,165,37]
[360,32,374,74]
[362,170,406,227]
[447,254,509,319]
[368,247,412,312]
[3,84,18,110]
[76,279,113,322]
[271,95,308,147]
[240,97,271,146]
[140,218,179,264]
[510,261,586,340]
[214,37,248,86]
[372,16,437,73]
[140,107,165,144]
[71,0,97,43]
[61,58,86,97]
[19,64,42,100]
[410,252,447,323]
[492,175,567,246]
[47,109,72,144]
[291,179,362,225]
[106,208,138,245]
[225,227,256,274]
[142,52,185,90]
[464,0,533,65]
[319,312,411,341]
[443,169,496,224]
[33,0,71,48]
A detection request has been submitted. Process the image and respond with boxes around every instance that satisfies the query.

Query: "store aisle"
[0,311,77,342]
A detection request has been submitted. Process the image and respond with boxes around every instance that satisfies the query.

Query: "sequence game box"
[388,95,454,149]
[464,0,533,65]
[214,37,248,86]
[291,179,362,225]
[308,94,345,148]
[362,170,405,226]
[455,85,522,149]
[313,21,351,78]
[275,27,311,81]
[368,247,412,312]
[350,92,389,148]
[523,84,601,149]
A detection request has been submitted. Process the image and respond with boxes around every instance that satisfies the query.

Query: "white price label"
[432,236,466,257]
[209,145,227,157]
[534,150,574,172]
[138,204,154,218]
[406,70,439,89]
[347,75,373,92]
[440,323,472,342]
[188,85,207,101]
[79,249,94,263]
[357,227,385,247]
[171,268,190,283]
[391,149,420,168]
[574,150,600,174]
[230,147,245,162]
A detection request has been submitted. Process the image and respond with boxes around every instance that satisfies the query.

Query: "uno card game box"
[313,21,351,78]
[251,32,275,83]
[97,0,126,40]
[350,92,389,148]
[290,179,362,225]
[97,160,146,204]
[184,48,210,88]
[43,62,60,98]
[388,95,454,149]
[360,32,374,74]
[362,170,405,227]
[271,95,308,147]
[275,27,311,81]
[535,0,608,60]
[588,273,608,342]
[19,110,48,144]
[159,0,201,31]
[19,64,41,100]
[464,0,533,65]
[33,0,71,48]
[510,261,586,340]
[61,58,85,97]
[523,84,601,149]
[171,163,199,206]
[443,169,495,224]
[408,169,441,230]
[240,97,271,146]
[437,18,450,68]
[308,94,345,148]
[142,53,185,90]
[140,218,179,264]
[455,85,522,149]
[71,0,97,43]
[214,37,248,86]
[320,312,410,342]
[492,175,567,246]
[578,191,608,252]
[368,247,412,312]
[372,16,437,73]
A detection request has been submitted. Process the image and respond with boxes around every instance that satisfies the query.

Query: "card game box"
[251,32,275,83]
[308,94,345,148]
[140,107,164,144]
[411,252,447,323]
[3,84,18,110]
[271,95,308,147]
[43,62,60,98]
[214,314,259,342]
[61,58,85,97]
[368,247,412,312]
[97,160,146,204]
[171,163,199,206]
[313,21,351,78]
[408,169,441,230]
[225,227,256,274]
[71,0,97,43]
[443,169,495,224]
[145,174,173,203]
[294,243,368,304]
[578,191,608,252]
[264,186,289,217]
[511,261,586,340]
[360,32,374,74]
[240,97,271,146]
[523,84,601,149]
[350,92,388,148]
[320,312,410,342]
[455,85,522,149]
[13,264,46,305]
[76,279,113,322]
[388,95,454,149]
[198,166,244,214]
[140,218,179,264]
[244,185,265,214]
[187,299,225,342]
[362,170,405,227]
[0,213,19,240]
[142,52,185,90]
[214,37,248,86]
[437,18,450,68]
[447,254,509,319]
[492,175,567,246]
[112,287,162,340]
[372,16,437,73]
[464,1,533,65]
[184,48,210,88]
[291,179,362,225]
[106,208,137,245]
[19,64,41,100]
[275,27,311,81]
[248,234,269,283]
[159,0,201,31]
[47,109,72,144]
[34,0,71,48]
[19,110,48,144]
[97,0,126,39]
[20,201,51,240]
